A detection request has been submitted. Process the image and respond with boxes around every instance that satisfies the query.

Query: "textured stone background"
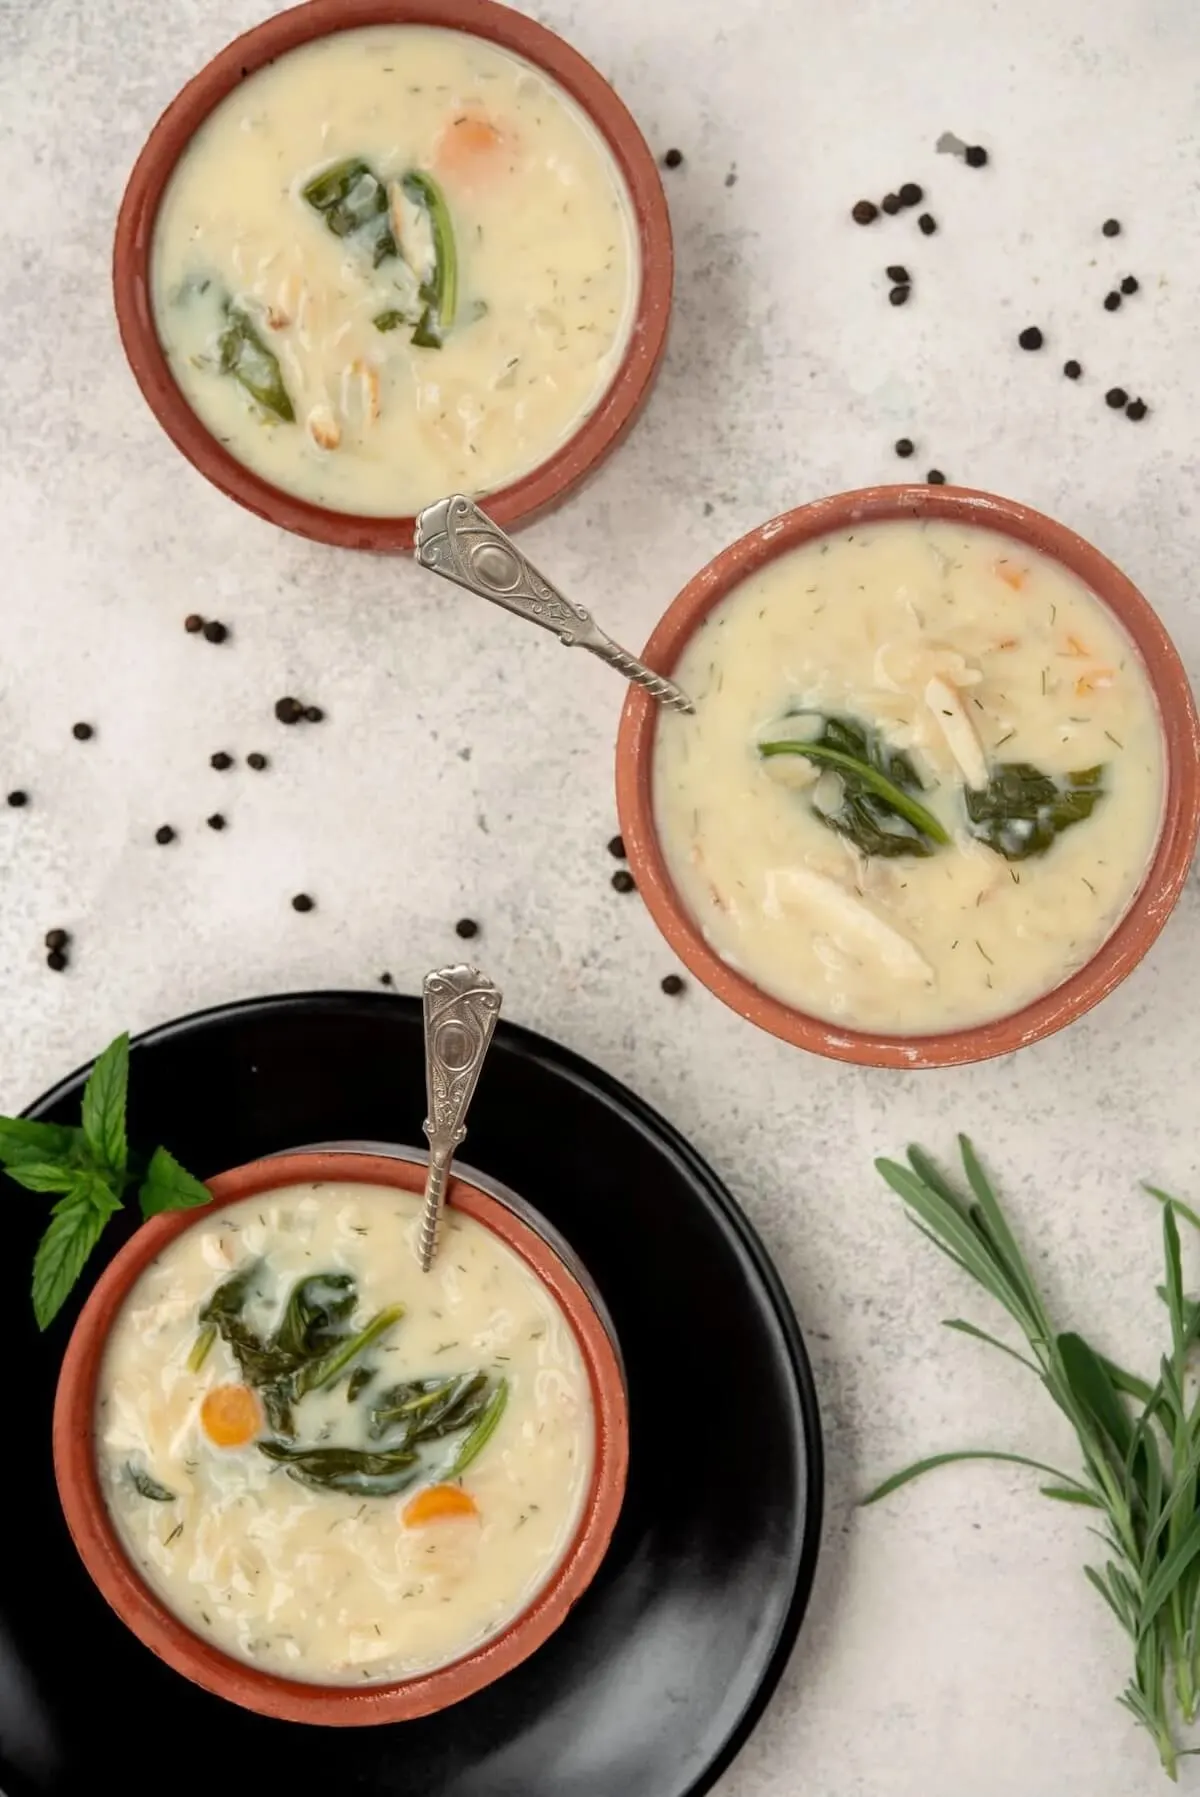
[3,1,1200,1792]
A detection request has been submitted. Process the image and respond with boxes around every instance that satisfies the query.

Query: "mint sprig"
[1,1033,212,1329]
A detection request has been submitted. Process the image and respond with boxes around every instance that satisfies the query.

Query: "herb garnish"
[964,762,1107,859]
[867,1138,1200,1778]
[0,1033,210,1328]
[759,712,948,856]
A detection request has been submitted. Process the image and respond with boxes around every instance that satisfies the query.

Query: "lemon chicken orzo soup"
[653,520,1165,1035]
[96,1182,594,1684]
[150,25,639,516]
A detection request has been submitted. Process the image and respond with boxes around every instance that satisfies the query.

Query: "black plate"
[2,992,823,1797]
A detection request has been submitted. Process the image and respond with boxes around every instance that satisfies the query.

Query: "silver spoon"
[418,963,502,1271]
[414,494,694,713]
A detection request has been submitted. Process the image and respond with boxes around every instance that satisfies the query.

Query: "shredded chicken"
[925,675,989,790]
[307,403,341,451]
[764,866,934,983]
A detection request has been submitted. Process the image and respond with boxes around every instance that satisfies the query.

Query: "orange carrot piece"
[402,1484,479,1526]
[994,560,1027,590]
[1064,634,1090,658]
[200,1383,262,1448]
[436,115,505,177]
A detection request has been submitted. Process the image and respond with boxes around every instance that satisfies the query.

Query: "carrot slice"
[402,1483,479,1526]
[436,115,505,178]
[994,559,1027,590]
[200,1383,262,1448]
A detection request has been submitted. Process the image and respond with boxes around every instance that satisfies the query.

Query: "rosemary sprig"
[867,1138,1200,1779]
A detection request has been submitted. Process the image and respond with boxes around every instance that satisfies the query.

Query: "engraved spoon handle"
[414,495,694,714]
[419,964,502,1271]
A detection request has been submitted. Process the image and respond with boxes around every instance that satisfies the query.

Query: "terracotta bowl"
[53,1147,629,1724]
[113,0,673,550]
[615,483,1200,1069]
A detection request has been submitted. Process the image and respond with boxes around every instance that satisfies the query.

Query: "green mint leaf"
[4,1161,83,1195]
[0,1117,86,1170]
[31,1186,117,1329]
[139,1146,211,1218]
[81,1033,130,1183]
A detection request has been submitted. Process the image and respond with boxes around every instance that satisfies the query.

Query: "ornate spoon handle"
[414,495,694,714]
[419,964,502,1271]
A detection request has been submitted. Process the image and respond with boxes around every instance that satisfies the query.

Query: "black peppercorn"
[917,213,937,235]
[155,825,176,845]
[275,697,304,725]
[898,182,923,207]
[6,789,28,807]
[886,264,909,284]
[1103,290,1122,312]
[607,834,626,859]
[965,144,988,167]
[851,199,878,225]
[894,437,915,458]
[1063,359,1082,379]
[611,870,636,893]
[206,813,227,831]
[455,917,479,939]
[881,192,902,215]
[184,613,205,634]
[72,722,94,741]
[1018,326,1044,350]
[1120,275,1139,295]
[379,971,394,987]
[247,752,269,770]
[1105,386,1128,409]
[304,706,325,724]
[46,951,68,973]
[661,974,685,996]
[888,284,911,306]
[203,620,229,644]
[663,147,684,169]
[210,751,234,771]
[1102,218,1121,237]
[45,928,69,952]
[1126,398,1148,421]
[291,893,315,913]
[926,469,946,485]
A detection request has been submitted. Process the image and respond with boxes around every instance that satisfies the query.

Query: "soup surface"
[97,1181,594,1684]
[654,520,1165,1035]
[151,25,638,515]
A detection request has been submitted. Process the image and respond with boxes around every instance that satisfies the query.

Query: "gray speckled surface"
[3,0,1200,1791]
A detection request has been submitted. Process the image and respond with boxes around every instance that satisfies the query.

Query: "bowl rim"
[52,1147,629,1725]
[615,482,1200,1069]
[111,0,673,551]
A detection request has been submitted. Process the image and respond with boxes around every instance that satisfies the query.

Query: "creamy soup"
[654,520,1165,1034]
[151,26,638,515]
[96,1182,594,1684]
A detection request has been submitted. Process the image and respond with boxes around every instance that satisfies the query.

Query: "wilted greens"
[302,157,396,265]
[759,711,948,857]
[964,761,1107,860]
[217,305,295,422]
[869,1138,1200,1778]
[258,1439,418,1498]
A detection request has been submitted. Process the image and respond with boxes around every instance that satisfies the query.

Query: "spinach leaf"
[302,158,395,265]
[275,1273,356,1360]
[218,307,294,422]
[127,1462,175,1502]
[347,1365,375,1403]
[369,1371,490,1444]
[759,712,948,857]
[401,171,458,347]
[448,1379,509,1476]
[258,1440,418,1498]
[964,762,1106,860]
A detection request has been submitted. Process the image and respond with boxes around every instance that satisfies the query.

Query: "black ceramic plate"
[2,992,822,1797]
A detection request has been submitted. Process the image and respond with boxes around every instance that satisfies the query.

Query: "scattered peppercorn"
[926,469,946,485]
[184,613,205,634]
[304,706,325,724]
[72,722,94,741]
[1018,326,1044,350]
[1102,218,1121,237]
[1103,291,1122,312]
[894,437,915,458]
[611,870,636,894]
[455,917,479,939]
[6,789,28,808]
[1063,359,1082,379]
[46,951,68,973]
[44,928,69,952]
[888,284,911,306]
[663,147,684,169]
[852,199,879,225]
[155,825,176,845]
[661,974,685,996]
[898,182,923,207]
[210,751,234,771]
[886,264,909,284]
[1120,275,1139,295]
[881,193,902,215]
[379,971,394,987]
[247,752,269,770]
[917,213,937,235]
[1126,398,1148,421]
[965,144,989,167]
[291,893,315,913]
[607,834,626,859]
[206,813,227,831]
[1105,386,1129,409]
[275,697,304,725]
[203,620,229,644]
